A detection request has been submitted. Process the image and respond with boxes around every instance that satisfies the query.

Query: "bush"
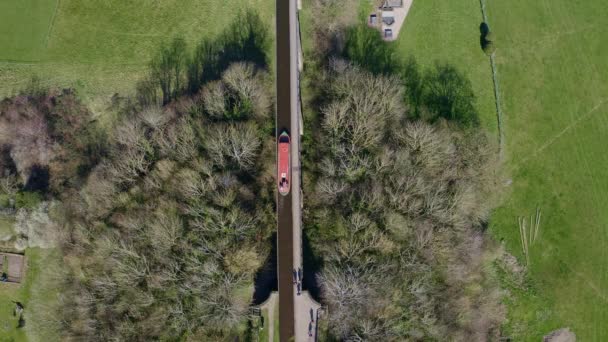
[483,40,497,55]
[485,31,495,42]
[14,201,60,249]
[14,191,42,209]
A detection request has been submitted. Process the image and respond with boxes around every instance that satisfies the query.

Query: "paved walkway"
[378,0,414,41]
[294,291,321,341]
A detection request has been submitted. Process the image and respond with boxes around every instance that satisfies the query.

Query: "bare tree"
[0,173,20,196]
[201,81,227,119]
[222,62,270,119]
[205,122,261,170]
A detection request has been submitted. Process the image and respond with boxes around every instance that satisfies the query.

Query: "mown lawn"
[0,0,274,101]
[484,0,608,340]
[0,0,57,62]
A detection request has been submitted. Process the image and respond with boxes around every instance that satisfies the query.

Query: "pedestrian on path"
[297,282,301,295]
[308,321,313,337]
[310,308,314,322]
[298,267,302,281]
[292,269,297,284]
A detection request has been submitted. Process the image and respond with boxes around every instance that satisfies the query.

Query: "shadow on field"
[187,10,271,92]
[343,24,399,75]
[340,24,480,127]
[138,9,270,105]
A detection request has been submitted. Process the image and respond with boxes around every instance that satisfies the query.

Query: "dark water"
[301,231,322,302]
[24,165,49,192]
[252,233,278,305]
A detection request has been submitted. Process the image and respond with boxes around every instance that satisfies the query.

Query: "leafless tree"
[205,122,261,170]
[201,81,227,119]
[0,173,20,196]
[222,62,270,119]
[308,60,506,340]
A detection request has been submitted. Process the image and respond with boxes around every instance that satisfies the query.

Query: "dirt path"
[514,98,608,170]
[565,264,608,303]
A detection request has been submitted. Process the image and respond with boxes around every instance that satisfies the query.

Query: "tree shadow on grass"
[139,9,271,104]
[343,24,399,75]
[187,10,270,93]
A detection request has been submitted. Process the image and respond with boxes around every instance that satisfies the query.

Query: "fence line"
[479,0,505,160]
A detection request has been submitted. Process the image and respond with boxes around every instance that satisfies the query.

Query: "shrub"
[14,201,60,249]
[483,40,497,55]
[485,31,495,42]
[14,191,42,209]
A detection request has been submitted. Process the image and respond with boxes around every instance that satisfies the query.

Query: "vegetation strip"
[479,0,505,158]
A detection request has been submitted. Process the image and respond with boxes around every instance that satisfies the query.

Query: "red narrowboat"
[278,130,291,196]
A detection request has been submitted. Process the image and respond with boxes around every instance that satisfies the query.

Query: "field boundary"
[44,0,61,48]
[479,0,505,160]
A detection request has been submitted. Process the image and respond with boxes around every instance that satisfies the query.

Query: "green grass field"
[0,249,61,342]
[0,0,274,102]
[273,301,279,342]
[0,0,57,62]
[484,0,608,340]
[394,0,497,134]
[0,282,25,341]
